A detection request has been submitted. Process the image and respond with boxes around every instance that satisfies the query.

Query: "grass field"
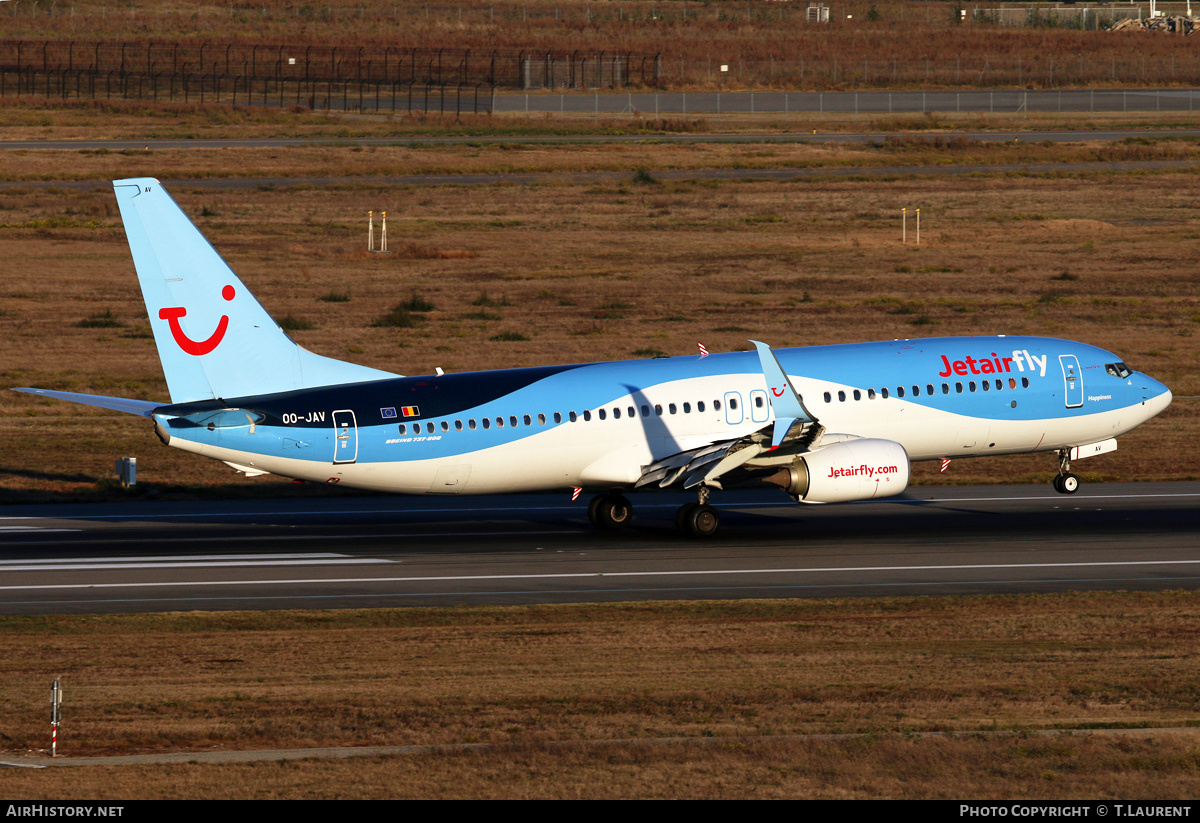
[3,594,1200,799]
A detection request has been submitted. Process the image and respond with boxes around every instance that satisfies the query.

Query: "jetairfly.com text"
[826,464,900,479]
[938,350,1047,378]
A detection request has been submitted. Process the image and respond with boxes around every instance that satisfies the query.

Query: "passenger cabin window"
[683,402,691,413]
[523,414,532,426]
[482,418,490,429]
[714,400,722,411]
[868,389,876,400]
[539,413,547,425]
[398,424,406,434]
[469,419,477,430]
[454,420,463,431]
[697,401,706,412]
[553,412,562,424]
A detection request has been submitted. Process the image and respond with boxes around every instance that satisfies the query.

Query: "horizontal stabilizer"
[13,388,164,417]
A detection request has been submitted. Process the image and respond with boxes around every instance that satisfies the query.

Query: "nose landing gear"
[1052,449,1080,495]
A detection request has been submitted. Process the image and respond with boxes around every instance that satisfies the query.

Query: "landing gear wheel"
[587,495,603,527]
[675,503,698,534]
[678,503,721,538]
[1052,473,1080,494]
[592,493,633,530]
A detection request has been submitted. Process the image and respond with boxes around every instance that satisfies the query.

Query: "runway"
[1,482,1198,615]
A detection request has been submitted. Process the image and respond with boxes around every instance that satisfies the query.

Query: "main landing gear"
[588,492,633,530]
[674,485,721,538]
[585,487,723,538]
[1052,449,1080,495]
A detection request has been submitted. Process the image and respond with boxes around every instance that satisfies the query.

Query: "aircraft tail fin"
[113,178,398,404]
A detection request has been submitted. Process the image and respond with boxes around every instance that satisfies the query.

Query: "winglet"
[749,340,816,449]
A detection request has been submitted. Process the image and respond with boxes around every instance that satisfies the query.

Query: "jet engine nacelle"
[769,438,911,504]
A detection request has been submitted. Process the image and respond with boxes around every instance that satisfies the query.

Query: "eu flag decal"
[380,407,397,419]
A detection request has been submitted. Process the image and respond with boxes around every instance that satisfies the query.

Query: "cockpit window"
[1106,362,1132,379]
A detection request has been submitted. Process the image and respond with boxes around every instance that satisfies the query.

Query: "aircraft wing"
[636,419,824,491]
[13,388,164,417]
[636,341,825,490]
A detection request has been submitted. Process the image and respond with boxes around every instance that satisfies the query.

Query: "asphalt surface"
[2,482,1198,615]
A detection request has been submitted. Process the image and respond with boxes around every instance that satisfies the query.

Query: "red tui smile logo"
[159,285,235,356]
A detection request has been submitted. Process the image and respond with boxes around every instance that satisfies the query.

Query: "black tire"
[587,495,603,526]
[1051,475,1064,494]
[595,494,633,529]
[1060,473,1080,494]
[686,504,721,538]
[675,503,698,535]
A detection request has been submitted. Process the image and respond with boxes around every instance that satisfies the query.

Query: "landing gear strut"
[1052,449,1080,495]
[675,485,721,538]
[588,492,633,530]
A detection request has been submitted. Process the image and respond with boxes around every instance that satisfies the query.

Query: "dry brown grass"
[6,131,1200,181]
[2,594,1200,798]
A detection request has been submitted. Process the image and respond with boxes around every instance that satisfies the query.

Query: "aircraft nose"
[1139,375,1172,417]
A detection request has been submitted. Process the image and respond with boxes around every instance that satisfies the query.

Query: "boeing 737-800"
[14,178,1173,537]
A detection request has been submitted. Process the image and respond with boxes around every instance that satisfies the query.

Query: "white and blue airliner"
[15,179,1173,537]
